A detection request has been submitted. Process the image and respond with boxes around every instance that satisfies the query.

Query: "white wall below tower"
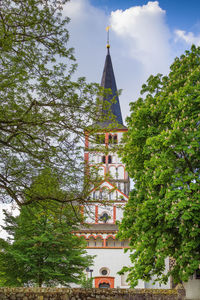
[86,248,171,289]
[86,248,133,288]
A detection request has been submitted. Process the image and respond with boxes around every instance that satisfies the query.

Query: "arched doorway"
[99,282,110,288]
[94,276,114,288]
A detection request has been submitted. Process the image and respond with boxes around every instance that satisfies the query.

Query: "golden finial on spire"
[106,26,110,48]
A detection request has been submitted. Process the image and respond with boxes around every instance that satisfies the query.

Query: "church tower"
[73,35,172,290]
[75,44,131,288]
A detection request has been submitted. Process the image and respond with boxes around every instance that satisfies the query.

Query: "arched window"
[106,237,115,247]
[96,237,103,247]
[99,211,110,223]
[99,191,102,200]
[121,240,129,247]
[102,156,106,164]
[108,155,112,164]
[116,191,118,200]
[108,134,118,144]
[116,167,118,178]
[109,166,116,178]
[88,237,96,247]
[118,182,121,190]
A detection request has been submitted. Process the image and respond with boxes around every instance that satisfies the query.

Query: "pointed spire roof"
[98,46,125,128]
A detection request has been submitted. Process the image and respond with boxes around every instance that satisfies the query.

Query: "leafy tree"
[0,0,103,205]
[0,170,93,286]
[118,45,200,287]
[79,273,93,288]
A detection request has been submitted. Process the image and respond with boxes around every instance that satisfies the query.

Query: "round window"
[100,267,109,276]
[101,269,108,276]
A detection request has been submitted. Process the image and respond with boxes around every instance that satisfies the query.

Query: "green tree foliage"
[0,0,102,205]
[0,170,93,286]
[118,45,200,287]
[79,273,93,288]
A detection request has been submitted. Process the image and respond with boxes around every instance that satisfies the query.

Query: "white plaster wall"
[115,205,124,221]
[109,166,116,179]
[86,248,139,288]
[117,132,124,144]
[183,278,200,299]
[86,248,170,289]
[84,205,95,223]
[118,166,124,179]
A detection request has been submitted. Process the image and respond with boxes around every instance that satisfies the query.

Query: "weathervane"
[106,26,110,48]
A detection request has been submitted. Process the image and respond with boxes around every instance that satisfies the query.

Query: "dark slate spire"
[100,46,124,126]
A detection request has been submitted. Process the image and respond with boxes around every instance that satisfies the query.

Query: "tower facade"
[75,46,170,289]
[75,46,131,288]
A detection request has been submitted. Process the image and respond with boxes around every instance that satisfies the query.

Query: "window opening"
[102,156,106,164]
[108,134,112,143]
[99,212,110,223]
[113,134,118,144]
[116,168,118,178]
[108,155,112,164]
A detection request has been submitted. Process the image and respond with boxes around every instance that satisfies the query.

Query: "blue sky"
[64,0,200,121]
[91,0,200,33]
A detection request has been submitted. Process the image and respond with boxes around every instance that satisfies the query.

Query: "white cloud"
[62,0,173,120]
[174,29,200,46]
[110,1,171,74]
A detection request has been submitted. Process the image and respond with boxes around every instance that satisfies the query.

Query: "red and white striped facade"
[74,128,133,288]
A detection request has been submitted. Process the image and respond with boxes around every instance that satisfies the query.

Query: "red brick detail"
[87,234,96,239]
[85,132,89,148]
[113,206,116,223]
[95,206,98,224]
[106,234,115,240]
[105,133,109,145]
[95,276,115,288]
[105,155,108,165]
[84,153,89,162]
